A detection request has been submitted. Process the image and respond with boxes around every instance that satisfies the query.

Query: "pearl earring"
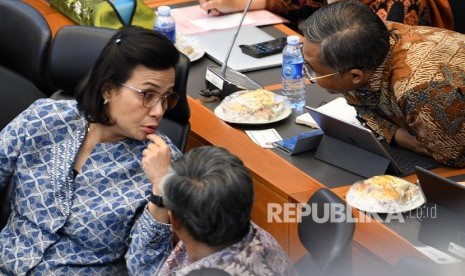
[103,99,109,105]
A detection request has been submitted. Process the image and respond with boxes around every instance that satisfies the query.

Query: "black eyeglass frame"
[302,61,340,84]
[119,83,179,110]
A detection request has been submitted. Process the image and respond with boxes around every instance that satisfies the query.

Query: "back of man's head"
[304,0,390,72]
[162,146,254,247]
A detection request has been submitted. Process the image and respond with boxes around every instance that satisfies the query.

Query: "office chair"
[0,65,48,232]
[0,0,50,230]
[0,0,52,94]
[294,188,356,276]
[0,68,46,231]
[0,67,47,130]
[160,51,191,153]
[48,25,191,152]
[0,177,15,231]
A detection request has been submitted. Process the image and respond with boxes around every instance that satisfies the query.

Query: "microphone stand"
[202,0,262,100]
[220,0,254,77]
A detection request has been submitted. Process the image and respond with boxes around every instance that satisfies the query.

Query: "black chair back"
[159,53,191,152]
[0,1,50,231]
[48,25,191,152]
[0,66,47,233]
[295,188,355,276]
[48,26,117,97]
[0,67,46,130]
[0,0,52,94]
[0,178,15,231]
[449,0,465,33]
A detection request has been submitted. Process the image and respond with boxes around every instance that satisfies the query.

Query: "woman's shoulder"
[31,98,77,109]
[27,99,80,117]
[22,99,84,127]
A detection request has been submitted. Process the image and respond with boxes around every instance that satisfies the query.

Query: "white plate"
[175,34,205,62]
[346,177,426,214]
[214,92,292,125]
[186,46,205,62]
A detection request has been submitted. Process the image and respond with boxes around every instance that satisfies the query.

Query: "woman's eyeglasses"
[303,62,339,84]
[119,83,179,110]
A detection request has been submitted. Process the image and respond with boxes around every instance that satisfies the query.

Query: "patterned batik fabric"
[345,22,465,167]
[361,0,429,26]
[0,99,181,275]
[266,0,429,27]
[156,223,296,276]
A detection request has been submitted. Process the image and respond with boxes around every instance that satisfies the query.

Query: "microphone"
[202,0,262,100]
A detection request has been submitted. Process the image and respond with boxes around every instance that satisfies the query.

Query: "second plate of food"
[346,175,425,213]
[175,34,205,62]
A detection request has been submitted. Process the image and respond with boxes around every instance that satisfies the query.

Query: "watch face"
[150,193,164,207]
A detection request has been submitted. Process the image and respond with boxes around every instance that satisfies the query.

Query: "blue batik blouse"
[0,99,181,275]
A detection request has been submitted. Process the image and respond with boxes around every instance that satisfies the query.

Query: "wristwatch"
[149,193,165,207]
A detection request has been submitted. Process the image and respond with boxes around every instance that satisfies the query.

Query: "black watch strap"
[149,193,165,207]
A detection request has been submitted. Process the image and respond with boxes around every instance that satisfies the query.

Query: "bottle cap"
[158,6,171,16]
[287,35,300,45]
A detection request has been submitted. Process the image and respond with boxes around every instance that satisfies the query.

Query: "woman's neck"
[87,122,126,143]
[73,123,126,172]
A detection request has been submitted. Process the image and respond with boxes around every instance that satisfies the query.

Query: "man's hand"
[393,127,429,156]
[198,0,266,16]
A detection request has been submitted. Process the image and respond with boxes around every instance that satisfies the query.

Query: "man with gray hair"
[301,0,465,167]
[134,140,294,275]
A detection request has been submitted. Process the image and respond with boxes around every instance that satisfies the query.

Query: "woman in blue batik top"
[0,26,181,275]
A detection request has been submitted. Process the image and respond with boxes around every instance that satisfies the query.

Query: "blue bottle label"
[162,29,176,44]
[282,63,303,79]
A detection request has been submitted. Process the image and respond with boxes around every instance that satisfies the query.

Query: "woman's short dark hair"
[303,0,390,72]
[75,26,180,125]
[162,146,254,247]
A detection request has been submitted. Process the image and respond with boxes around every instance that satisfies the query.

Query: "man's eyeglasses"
[303,62,339,84]
[119,83,179,110]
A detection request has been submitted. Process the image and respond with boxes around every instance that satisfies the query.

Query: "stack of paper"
[296,97,361,128]
[171,5,287,35]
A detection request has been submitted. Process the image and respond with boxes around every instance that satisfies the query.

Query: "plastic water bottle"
[154,6,176,44]
[282,35,305,109]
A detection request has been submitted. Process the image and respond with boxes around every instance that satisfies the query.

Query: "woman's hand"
[142,134,172,194]
[198,0,266,16]
[142,134,172,222]
[393,127,429,156]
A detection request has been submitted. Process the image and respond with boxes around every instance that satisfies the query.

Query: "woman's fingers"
[142,135,171,189]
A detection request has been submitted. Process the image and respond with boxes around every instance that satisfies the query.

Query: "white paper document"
[171,5,287,35]
[246,129,282,149]
[296,97,360,128]
[191,14,254,31]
